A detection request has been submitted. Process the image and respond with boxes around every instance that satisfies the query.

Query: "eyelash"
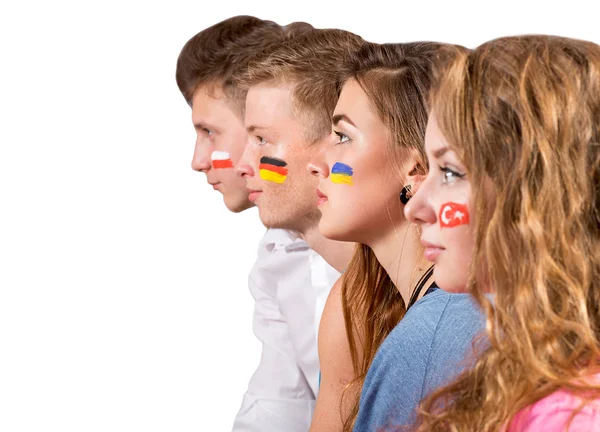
[256,136,268,146]
[334,130,350,145]
[439,165,466,184]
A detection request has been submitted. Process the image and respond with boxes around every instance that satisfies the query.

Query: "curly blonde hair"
[415,35,600,431]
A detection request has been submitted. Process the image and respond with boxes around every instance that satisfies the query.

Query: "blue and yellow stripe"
[331,162,354,185]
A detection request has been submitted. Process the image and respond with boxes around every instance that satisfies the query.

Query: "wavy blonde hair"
[415,35,600,431]
[336,42,445,431]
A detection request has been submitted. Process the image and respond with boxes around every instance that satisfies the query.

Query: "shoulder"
[317,276,355,389]
[370,290,486,387]
[510,389,600,431]
[318,278,347,358]
[363,291,459,380]
[387,290,481,340]
[403,289,485,338]
[356,291,486,428]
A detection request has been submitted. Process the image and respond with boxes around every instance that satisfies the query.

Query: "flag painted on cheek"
[439,202,470,228]
[211,151,234,169]
[259,156,288,184]
[330,162,354,185]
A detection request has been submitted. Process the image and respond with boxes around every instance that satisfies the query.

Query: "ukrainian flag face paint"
[330,162,354,185]
[259,156,288,184]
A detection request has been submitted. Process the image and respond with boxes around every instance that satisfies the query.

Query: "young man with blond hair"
[235,28,364,430]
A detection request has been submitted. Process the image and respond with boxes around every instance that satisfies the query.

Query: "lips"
[247,189,262,202]
[316,189,328,206]
[421,239,444,262]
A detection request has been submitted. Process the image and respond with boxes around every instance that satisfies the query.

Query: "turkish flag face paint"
[439,202,470,228]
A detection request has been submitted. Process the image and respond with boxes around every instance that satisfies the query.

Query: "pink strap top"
[508,377,600,431]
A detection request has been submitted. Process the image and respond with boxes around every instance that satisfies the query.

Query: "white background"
[0,1,598,431]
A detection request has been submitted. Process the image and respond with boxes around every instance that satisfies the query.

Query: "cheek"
[259,156,289,185]
[210,150,235,170]
[434,226,473,292]
[437,207,474,291]
[330,162,355,185]
[438,201,473,259]
[324,163,400,239]
[438,202,470,228]
[443,227,473,262]
[328,161,363,212]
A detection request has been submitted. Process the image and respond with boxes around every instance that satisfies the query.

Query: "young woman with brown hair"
[308,42,485,431]
[406,35,600,431]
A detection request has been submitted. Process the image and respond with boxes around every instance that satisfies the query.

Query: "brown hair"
[237,28,364,143]
[416,35,600,431]
[338,42,445,432]
[175,15,312,113]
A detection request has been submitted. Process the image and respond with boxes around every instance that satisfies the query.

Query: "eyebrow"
[193,121,215,131]
[246,124,272,133]
[332,114,356,127]
[433,146,450,158]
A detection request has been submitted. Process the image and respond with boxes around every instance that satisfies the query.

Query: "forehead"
[335,79,385,133]
[425,113,448,154]
[245,84,295,126]
[335,79,368,113]
[191,84,237,125]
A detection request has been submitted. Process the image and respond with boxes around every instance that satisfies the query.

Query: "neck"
[367,221,432,304]
[300,225,355,273]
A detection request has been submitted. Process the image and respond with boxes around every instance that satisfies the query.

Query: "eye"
[203,128,214,137]
[334,130,350,145]
[256,136,268,146]
[439,165,465,184]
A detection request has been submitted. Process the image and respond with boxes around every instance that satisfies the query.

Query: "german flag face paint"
[211,151,234,169]
[439,202,470,228]
[259,156,288,184]
[330,162,354,185]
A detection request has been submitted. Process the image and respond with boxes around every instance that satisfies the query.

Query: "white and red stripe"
[211,151,234,169]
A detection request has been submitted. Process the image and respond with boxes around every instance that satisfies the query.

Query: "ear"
[405,161,427,190]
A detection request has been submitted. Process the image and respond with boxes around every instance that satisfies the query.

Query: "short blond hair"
[238,28,364,142]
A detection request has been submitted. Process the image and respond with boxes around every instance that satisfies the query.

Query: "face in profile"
[190,85,252,213]
[237,84,322,232]
[405,114,474,292]
[308,79,407,244]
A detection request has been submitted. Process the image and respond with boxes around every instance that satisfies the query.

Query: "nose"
[236,162,255,179]
[191,138,212,173]
[404,177,436,226]
[307,160,329,178]
[235,138,256,179]
[307,146,330,178]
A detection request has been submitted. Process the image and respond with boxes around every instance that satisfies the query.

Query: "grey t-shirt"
[353,287,486,431]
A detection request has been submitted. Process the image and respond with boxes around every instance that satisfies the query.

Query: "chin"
[433,267,469,293]
[258,213,286,229]
[318,217,350,242]
[224,195,255,213]
[257,209,304,232]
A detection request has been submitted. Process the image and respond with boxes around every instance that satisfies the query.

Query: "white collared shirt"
[232,229,340,432]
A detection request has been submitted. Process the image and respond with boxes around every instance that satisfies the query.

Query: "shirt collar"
[261,229,310,253]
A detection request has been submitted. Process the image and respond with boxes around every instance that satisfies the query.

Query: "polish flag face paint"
[259,156,288,184]
[439,202,470,228]
[211,151,234,169]
[330,162,354,185]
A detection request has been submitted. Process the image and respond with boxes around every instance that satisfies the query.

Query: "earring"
[400,184,412,205]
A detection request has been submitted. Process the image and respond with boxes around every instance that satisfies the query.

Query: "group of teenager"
[176,16,600,431]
